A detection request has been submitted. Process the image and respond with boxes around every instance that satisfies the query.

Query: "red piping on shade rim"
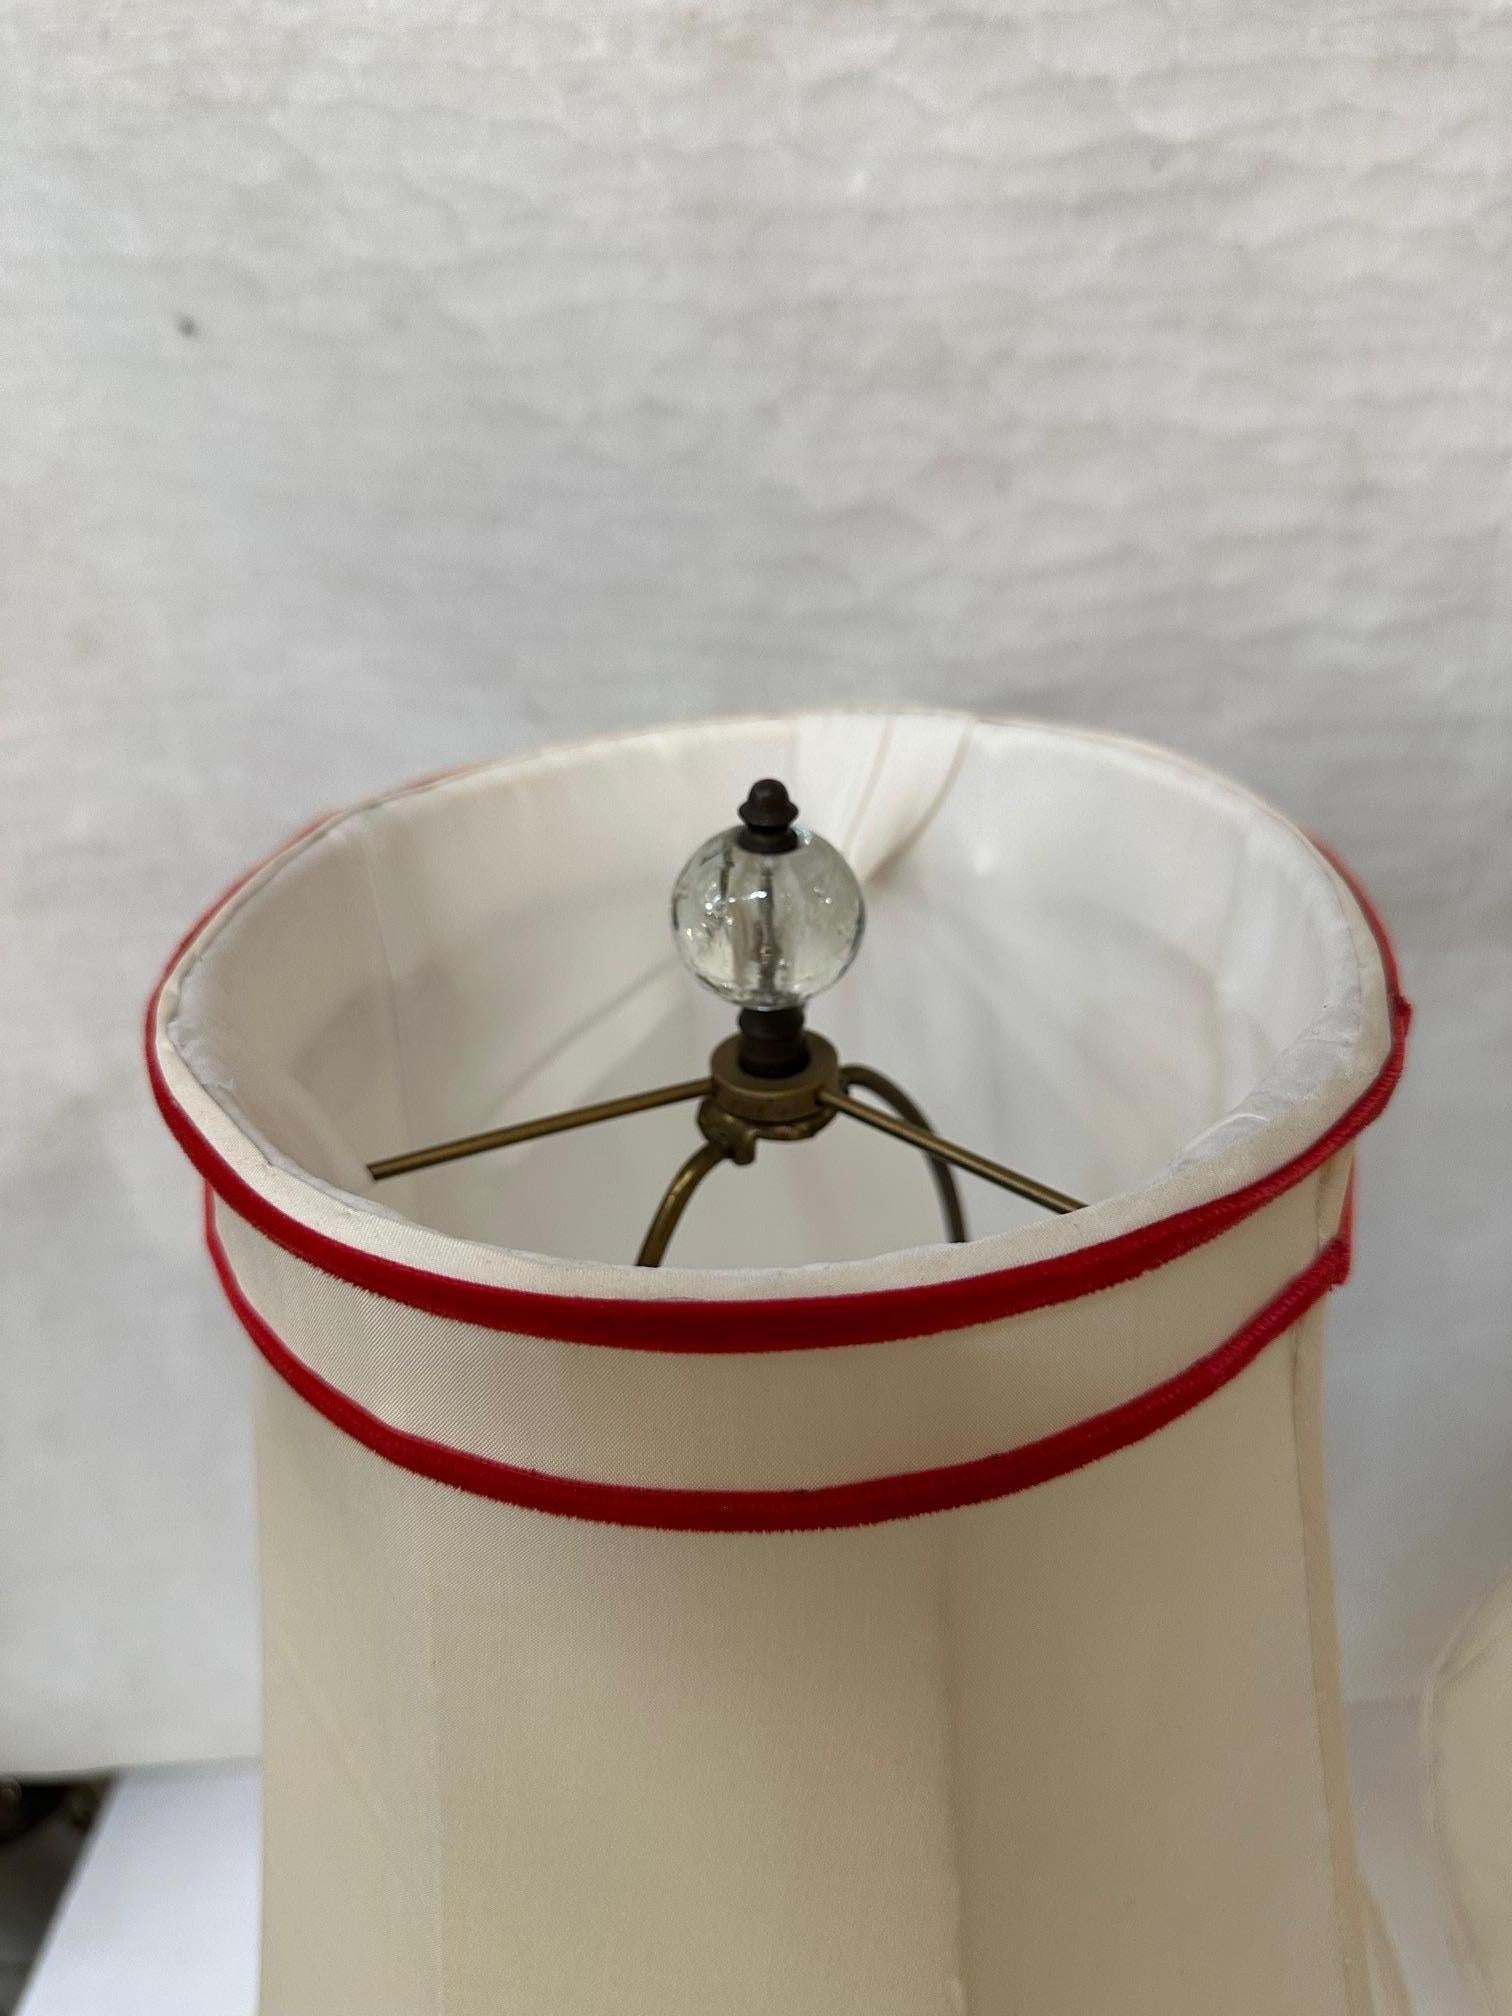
[147,810,1409,1354]
[207,1185,1354,1532]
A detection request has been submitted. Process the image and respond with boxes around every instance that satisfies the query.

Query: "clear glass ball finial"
[671,779,866,1011]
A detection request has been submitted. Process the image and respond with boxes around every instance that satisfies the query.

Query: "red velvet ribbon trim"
[207,1187,1353,1532]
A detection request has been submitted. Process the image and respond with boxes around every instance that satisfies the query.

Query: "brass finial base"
[367,777,1081,1266]
[367,1024,1081,1270]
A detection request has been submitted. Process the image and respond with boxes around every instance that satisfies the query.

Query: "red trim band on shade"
[148,818,1408,1353]
[207,1187,1353,1532]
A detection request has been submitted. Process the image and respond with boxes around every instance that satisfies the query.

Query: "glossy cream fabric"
[154,714,1400,2014]
[1426,1573,1512,2013]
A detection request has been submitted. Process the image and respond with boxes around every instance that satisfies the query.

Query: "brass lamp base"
[368,1022,1081,1270]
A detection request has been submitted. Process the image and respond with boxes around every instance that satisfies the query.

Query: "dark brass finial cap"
[737,778,800,854]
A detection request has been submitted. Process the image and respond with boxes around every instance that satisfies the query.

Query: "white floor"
[15,1768,259,2016]
[12,1704,1473,2015]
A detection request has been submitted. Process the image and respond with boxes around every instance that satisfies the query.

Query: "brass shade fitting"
[368,779,1082,1265]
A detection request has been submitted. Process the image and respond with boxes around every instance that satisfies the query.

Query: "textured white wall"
[2,0,1508,1767]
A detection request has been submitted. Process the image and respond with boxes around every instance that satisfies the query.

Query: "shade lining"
[147,713,1405,1340]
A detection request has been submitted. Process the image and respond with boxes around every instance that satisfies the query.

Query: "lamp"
[147,712,1408,2016]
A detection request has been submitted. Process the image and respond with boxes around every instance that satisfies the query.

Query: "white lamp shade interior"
[163,711,1379,1279]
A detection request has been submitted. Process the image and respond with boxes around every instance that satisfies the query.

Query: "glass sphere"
[671,823,865,1010]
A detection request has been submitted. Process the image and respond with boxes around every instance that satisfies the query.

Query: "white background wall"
[2,0,1508,1769]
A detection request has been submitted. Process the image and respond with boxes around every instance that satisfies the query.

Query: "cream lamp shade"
[148,710,1408,2016]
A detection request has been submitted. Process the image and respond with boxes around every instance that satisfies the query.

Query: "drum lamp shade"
[147,712,1408,2016]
